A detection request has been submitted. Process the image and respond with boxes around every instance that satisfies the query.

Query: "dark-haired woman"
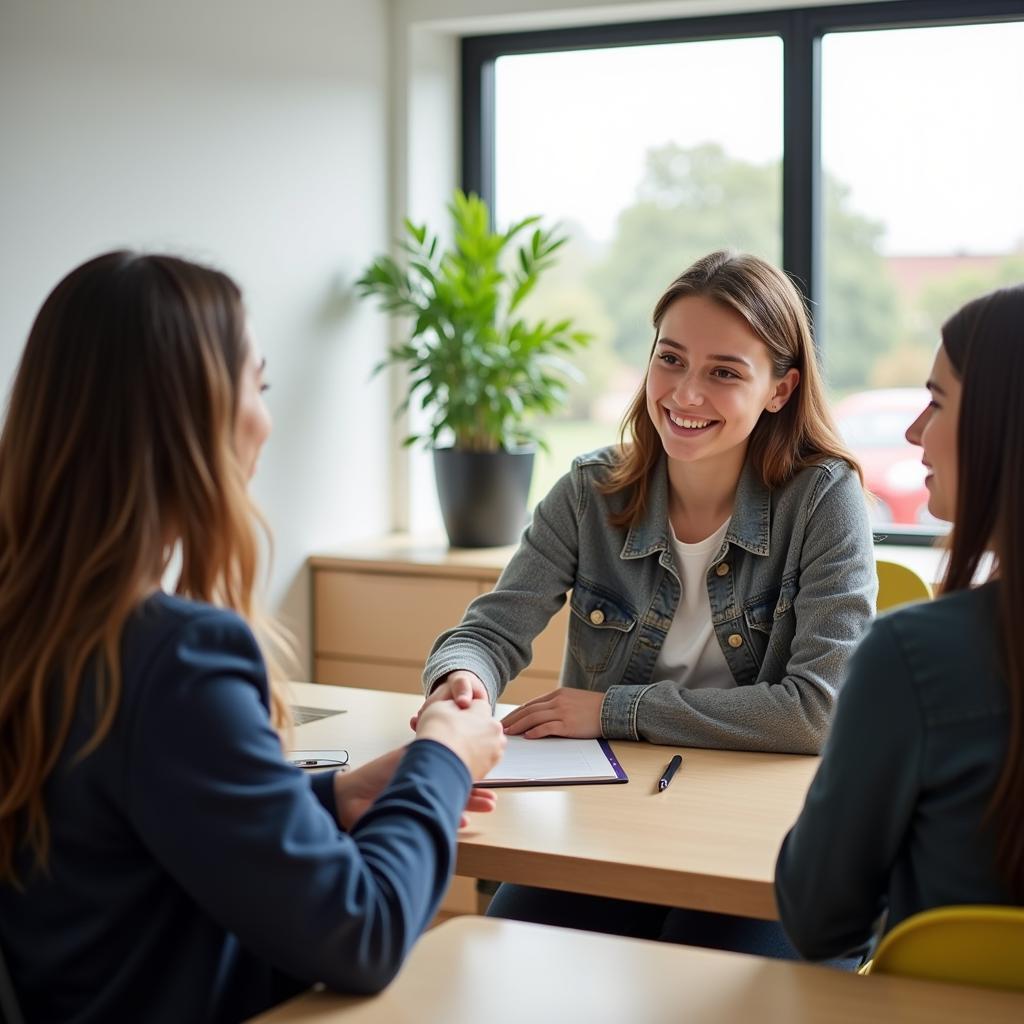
[415,250,876,954]
[775,284,1024,960]
[0,252,506,1023]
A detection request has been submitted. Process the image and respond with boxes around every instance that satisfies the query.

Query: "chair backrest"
[0,940,26,1024]
[870,905,1024,991]
[876,558,933,612]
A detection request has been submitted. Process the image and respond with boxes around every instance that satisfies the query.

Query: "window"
[463,1,1024,540]
[493,36,783,503]
[821,19,1024,531]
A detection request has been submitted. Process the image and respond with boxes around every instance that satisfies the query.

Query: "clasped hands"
[335,670,603,833]
[412,670,605,740]
[334,672,505,832]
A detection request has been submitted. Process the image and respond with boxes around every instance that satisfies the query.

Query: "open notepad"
[477,736,628,788]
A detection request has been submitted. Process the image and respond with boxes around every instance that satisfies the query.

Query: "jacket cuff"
[405,738,474,801]
[422,644,501,706]
[600,683,655,740]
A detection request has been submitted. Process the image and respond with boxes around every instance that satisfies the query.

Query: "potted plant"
[356,190,590,547]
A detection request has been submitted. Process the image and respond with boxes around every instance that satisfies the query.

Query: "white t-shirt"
[653,518,735,691]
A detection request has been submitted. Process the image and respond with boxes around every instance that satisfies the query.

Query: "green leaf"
[353,188,588,449]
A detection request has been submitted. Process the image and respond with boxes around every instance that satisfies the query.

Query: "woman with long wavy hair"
[776,284,1024,958]
[415,250,876,955]
[0,251,505,1023]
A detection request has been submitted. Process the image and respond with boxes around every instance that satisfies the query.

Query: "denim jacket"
[423,446,877,754]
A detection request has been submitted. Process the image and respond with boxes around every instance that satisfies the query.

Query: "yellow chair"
[875,558,933,612]
[864,905,1024,991]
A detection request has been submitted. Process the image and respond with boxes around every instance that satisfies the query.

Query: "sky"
[495,20,1024,257]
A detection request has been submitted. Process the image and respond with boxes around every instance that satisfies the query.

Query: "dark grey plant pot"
[433,447,535,548]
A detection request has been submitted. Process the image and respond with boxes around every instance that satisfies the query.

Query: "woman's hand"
[332,749,403,830]
[500,688,604,739]
[333,746,499,831]
[410,670,488,730]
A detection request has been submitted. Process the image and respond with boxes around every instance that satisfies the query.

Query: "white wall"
[0,0,393,673]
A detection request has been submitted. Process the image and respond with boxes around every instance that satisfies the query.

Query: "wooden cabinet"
[310,536,570,705]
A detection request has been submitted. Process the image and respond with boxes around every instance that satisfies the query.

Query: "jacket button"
[715,563,730,577]
[727,633,744,648]
[589,609,605,625]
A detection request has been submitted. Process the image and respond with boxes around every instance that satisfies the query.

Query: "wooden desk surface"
[248,916,1024,1024]
[289,683,819,920]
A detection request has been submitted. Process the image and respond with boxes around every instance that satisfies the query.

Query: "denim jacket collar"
[727,460,771,556]
[620,455,771,561]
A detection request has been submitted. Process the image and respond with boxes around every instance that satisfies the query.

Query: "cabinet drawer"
[315,570,478,662]
[314,657,423,693]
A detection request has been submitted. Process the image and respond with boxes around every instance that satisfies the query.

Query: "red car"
[833,388,933,526]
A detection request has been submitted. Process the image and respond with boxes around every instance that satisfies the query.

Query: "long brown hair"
[939,283,1024,900]
[0,251,293,884]
[601,250,860,527]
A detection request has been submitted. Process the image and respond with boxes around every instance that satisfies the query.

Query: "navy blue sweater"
[0,593,471,1023]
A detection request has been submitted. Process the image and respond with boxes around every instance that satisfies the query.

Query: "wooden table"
[248,916,1024,1023]
[289,683,819,920]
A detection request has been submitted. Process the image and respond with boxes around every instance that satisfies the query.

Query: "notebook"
[478,736,628,787]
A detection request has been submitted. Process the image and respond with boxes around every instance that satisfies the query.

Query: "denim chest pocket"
[568,579,638,674]
[743,576,798,635]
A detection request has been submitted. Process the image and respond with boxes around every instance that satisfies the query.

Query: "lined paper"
[481,736,626,786]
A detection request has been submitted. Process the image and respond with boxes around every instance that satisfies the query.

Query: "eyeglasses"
[288,750,349,769]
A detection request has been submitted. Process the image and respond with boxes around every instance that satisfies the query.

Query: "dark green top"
[775,584,1013,960]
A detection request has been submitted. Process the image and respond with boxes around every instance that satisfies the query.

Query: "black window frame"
[461,0,1024,546]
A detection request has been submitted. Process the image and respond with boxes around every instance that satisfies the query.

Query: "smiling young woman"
[420,250,874,752]
[413,249,877,958]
